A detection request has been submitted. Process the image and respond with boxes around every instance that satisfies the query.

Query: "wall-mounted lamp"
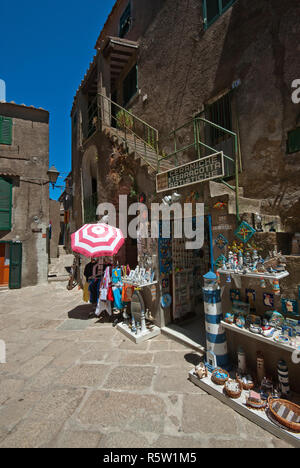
[47,166,60,188]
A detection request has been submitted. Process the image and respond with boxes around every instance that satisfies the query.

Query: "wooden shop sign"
[156,152,225,193]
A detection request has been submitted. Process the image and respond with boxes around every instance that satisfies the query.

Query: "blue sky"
[1,0,115,199]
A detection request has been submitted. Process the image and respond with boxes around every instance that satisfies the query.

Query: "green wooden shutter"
[9,242,22,289]
[287,128,300,154]
[0,116,12,145]
[0,177,12,230]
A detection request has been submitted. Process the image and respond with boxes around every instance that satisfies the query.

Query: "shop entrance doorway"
[162,216,212,349]
[0,243,10,286]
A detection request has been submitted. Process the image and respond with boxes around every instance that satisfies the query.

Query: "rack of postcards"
[172,237,194,320]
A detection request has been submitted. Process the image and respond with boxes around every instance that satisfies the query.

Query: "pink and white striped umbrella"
[71,224,125,258]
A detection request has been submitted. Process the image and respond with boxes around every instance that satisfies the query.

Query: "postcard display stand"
[172,237,206,321]
[116,266,161,344]
[189,270,300,448]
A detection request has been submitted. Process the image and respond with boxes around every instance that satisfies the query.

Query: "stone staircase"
[103,126,173,174]
[209,180,282,229]
[48,251,74,282]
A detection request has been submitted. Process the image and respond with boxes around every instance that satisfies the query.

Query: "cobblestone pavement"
[0,283,291,448]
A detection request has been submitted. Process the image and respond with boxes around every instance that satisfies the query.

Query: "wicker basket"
[268,397,300,432]
[224,379,243,399]
[246,397,267,411]
[211,368,229,386]
[236,374,255,391]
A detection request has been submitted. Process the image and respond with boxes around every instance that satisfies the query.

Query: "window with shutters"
[119,2,132,38]
[0,116,12,145]
[203,0,236,29]
[0,177,12,231]
[123,65,138,106]
[287,128,300,154]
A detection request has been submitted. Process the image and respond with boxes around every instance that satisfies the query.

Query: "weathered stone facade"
[0,102,50,287]
[70,0,300,391]
[71,0,300,230]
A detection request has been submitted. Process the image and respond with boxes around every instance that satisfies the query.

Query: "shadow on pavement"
[184,352,203,367]
[67,304,95,320]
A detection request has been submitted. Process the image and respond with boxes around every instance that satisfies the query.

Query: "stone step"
[104,125,172,173]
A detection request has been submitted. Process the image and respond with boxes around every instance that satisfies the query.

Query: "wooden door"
[0,243,10,286]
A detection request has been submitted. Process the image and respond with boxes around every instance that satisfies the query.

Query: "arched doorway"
[82,146,99,223]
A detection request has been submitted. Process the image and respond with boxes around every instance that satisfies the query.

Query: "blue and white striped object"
[203,283,229,370]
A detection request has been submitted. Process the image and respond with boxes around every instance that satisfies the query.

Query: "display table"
[116,281,161,343]
[189,369,300,448]
[221,321,299,354]
[122,280,158,288]
[218,269,289,280]
[116,322,161,344]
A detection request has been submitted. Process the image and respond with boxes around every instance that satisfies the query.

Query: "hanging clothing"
[122,284,135,303]
[112,267,122,284]
[95,298,112,317]
[112,286,124,310]
[96,267,112,317]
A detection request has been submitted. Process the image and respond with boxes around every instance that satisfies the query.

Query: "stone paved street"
[0,283,291,448]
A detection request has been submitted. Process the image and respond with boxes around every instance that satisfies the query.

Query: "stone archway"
[82,145,99,223]
[82,145,99,199]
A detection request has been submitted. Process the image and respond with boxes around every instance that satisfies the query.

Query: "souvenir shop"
[189,222,300,447]
[156,162,300,446]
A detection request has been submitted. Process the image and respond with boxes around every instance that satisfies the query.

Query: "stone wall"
[49,200,61,259]
[128,0,300,228]
[0,103,49,286]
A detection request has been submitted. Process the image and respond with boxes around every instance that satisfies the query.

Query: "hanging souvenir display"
[260,277,267,288]
[161,293,172,308]
[234,221,256,244]
[263,293,275,308]
[245,288,256,307]
[214,234,229,250]
[272,279,281,296]
[150,285,157,301]
[215,255,227,269]
[281,298,299,317]
[230,289,241,302]
[122,284,135,303]
[213,201,227,210]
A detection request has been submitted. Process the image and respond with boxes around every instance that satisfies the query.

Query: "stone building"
[0,99,50,288]
[70,0,300,359]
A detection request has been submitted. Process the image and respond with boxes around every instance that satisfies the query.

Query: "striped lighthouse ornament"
[277,359,290,396]
[203,271,230,371]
